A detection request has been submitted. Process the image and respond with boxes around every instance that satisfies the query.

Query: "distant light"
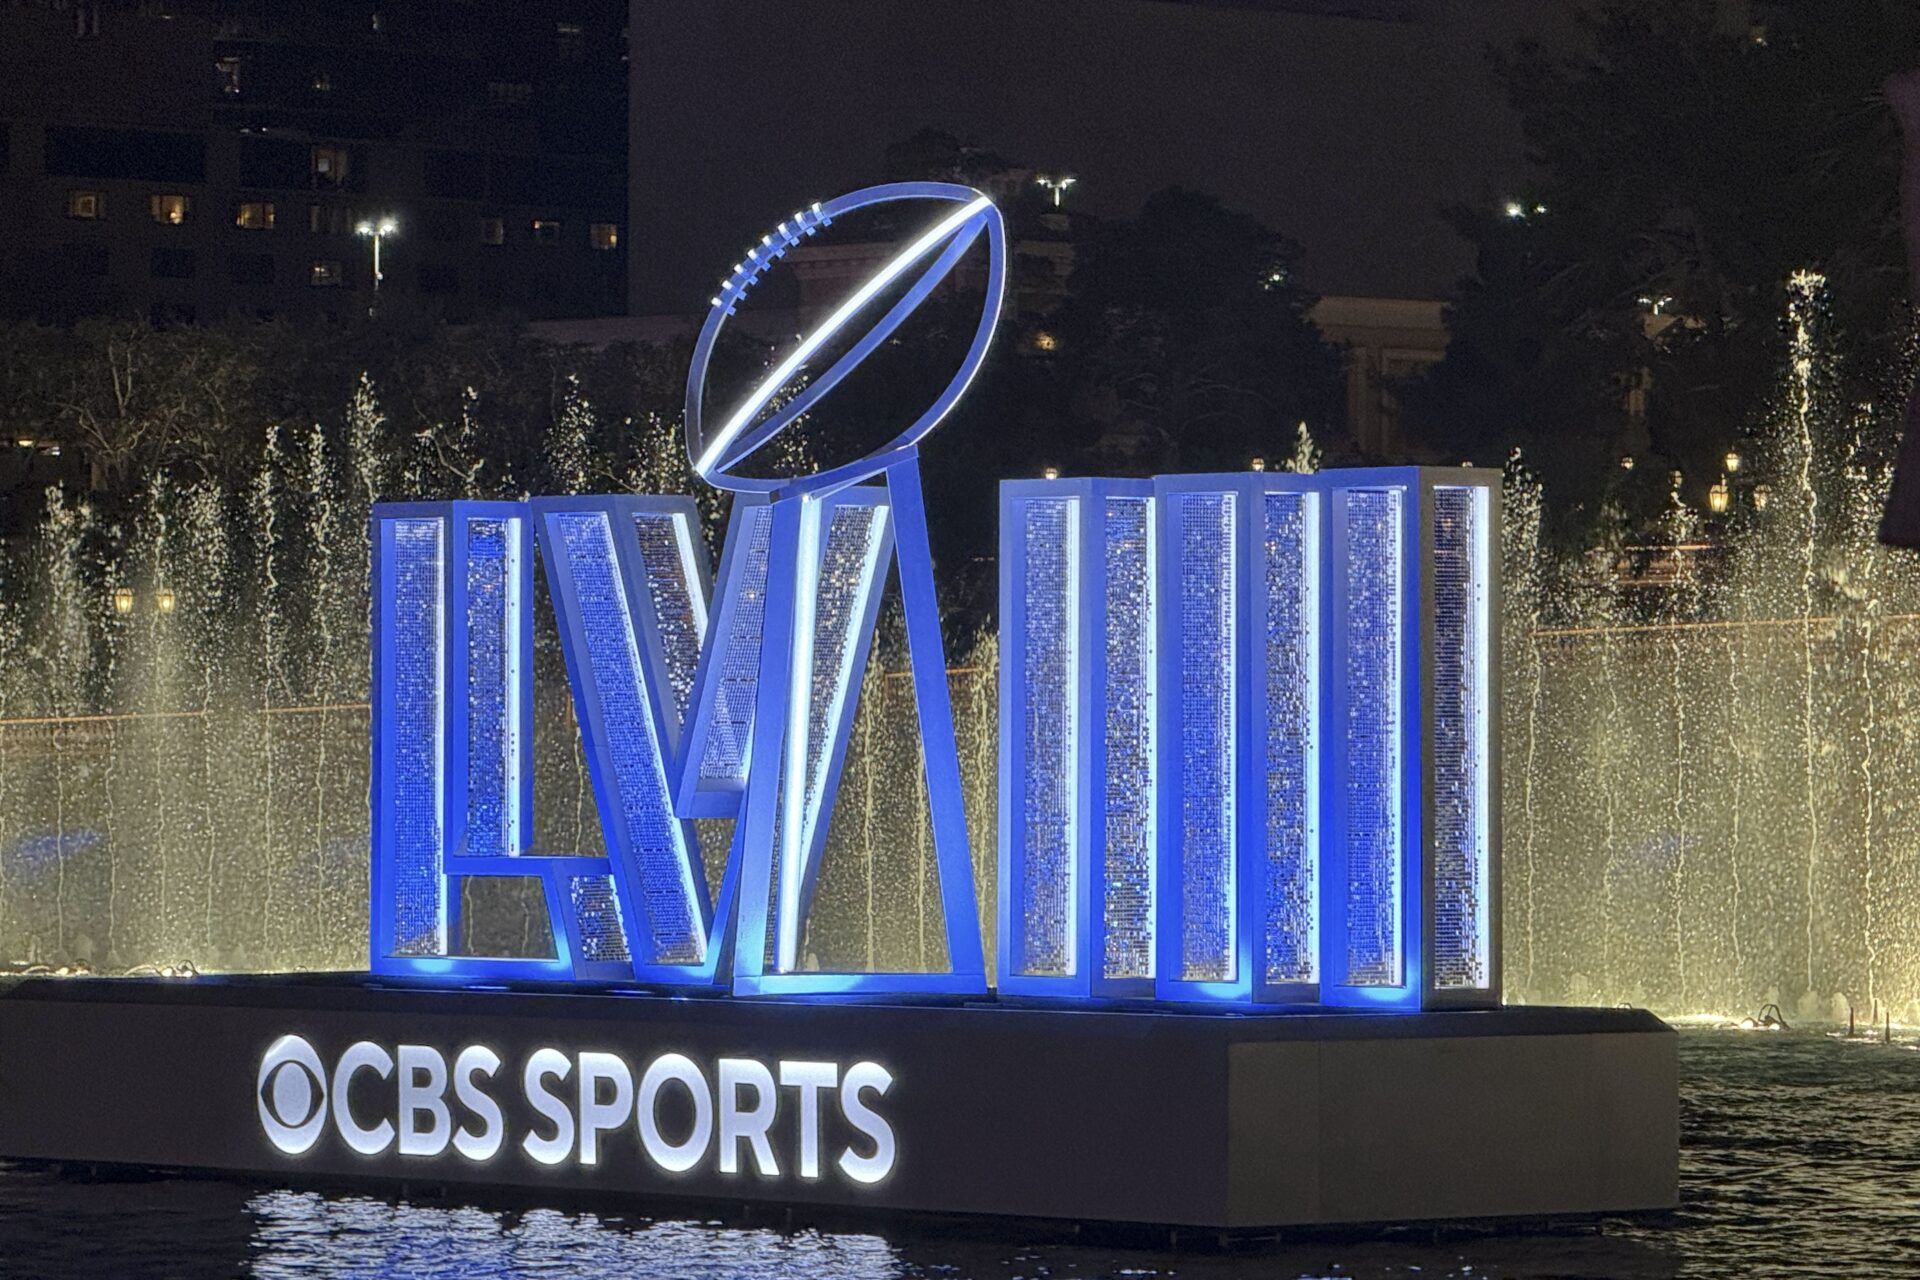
[1036,175,1078,207]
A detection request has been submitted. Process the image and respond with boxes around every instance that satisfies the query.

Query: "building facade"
[1307,294,1448,457]
[0,0,627,325]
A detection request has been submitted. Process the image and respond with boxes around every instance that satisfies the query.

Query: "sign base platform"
[0,976,1675,1229]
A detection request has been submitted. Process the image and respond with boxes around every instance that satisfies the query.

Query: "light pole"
[1035,175,1077,207]
[355,217,399,291]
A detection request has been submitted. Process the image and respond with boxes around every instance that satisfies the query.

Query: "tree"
[1404,0,1920,533]
[1051,187,1346,476]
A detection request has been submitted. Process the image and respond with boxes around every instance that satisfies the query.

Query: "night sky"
[629,0,1582,315]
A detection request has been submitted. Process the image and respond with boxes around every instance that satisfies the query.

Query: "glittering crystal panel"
[631,512,705,727]
[700,503,772,784]
[568,874,633,964]
[1102,496,1154,981]
[1176,492,1236,983]
[1263,492,1318,986]
[389,518,445,957]
[768,500,886,969]
[553,511,703,966]
[1343,489,1403,987]
[1018,497,1078,978]
[464,517,514,859]
[1432,486,1490,989]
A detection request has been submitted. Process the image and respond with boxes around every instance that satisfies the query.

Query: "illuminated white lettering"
[577,1050,634,1167]
[777,1060,837,1179]
[397,1044,451,1157]
[837,1061,895,1185]
[718,1057,780,1176]
[451,1045,503,1162]
[330,1041,396,1156]
[521,1047,574,1166]
[257,1035,329,1156]
[637,1051,713,1174]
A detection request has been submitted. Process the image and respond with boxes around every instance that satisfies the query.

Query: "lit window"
[235,201,276,230]
[310,260,342,287]
[311,145,348,186]
[150,193,190,225]
[590,223,618,251]
[479,217,504,246]
[531,219,561,244]
[216,56,242,95]
[67,190,104,219]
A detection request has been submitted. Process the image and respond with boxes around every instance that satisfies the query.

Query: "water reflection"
[248,1193,902,1280]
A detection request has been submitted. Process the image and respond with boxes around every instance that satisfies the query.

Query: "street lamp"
[1036,175,1077,207]
[355,216,399,291]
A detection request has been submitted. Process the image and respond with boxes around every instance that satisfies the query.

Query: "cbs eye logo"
[257,1034,328,1154]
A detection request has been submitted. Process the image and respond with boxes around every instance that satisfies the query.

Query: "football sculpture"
[683,181,1008,495]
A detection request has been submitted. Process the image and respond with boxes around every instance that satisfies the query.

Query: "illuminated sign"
[371,184,1002,996]
[365,184,1499,1014]
[1000,468,1500,1011]
[256,1034,896,1184]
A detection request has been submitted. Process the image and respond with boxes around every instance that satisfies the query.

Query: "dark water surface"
[3,1028,1917,1279]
